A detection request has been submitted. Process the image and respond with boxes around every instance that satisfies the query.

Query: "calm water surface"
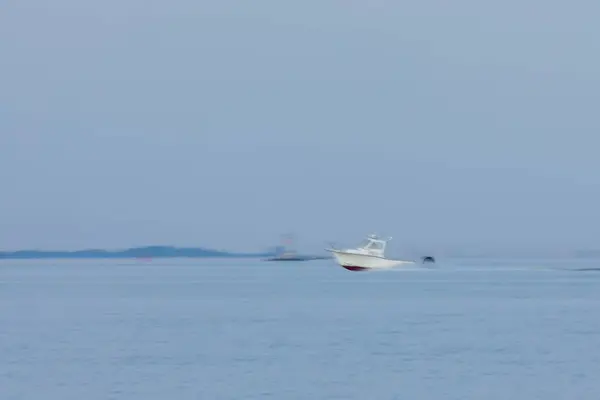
[1,258,600,399]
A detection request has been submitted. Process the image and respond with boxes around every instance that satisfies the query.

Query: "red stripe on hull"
[341,265,370,271]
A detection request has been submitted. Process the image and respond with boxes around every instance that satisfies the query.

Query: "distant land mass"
[0,246,276,260]
[2,245,598,261]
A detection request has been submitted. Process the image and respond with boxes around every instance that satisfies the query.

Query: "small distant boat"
[263,233,331,262]
[325,234,415,272]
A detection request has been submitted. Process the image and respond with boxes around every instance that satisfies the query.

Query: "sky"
[2,0,600,254]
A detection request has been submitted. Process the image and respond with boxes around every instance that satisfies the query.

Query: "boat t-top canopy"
[357,234,391,255]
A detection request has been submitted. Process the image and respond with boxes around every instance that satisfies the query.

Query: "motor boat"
[325,234,415,271]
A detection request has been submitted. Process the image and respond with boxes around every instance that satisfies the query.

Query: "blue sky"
[2,0,599,253]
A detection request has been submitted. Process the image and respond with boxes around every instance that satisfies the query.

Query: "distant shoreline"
[0,246,274,260]
[2,246,599,261]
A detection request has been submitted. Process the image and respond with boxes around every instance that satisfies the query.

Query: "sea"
[1,257,600,399]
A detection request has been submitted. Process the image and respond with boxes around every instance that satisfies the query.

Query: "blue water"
[1,258,600,399]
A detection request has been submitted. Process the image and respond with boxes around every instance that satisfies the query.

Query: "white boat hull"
[329,250,415,271]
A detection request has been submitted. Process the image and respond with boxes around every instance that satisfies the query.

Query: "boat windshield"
[368,241,384,250]
[359,240,384,250]
[358,240,371,248]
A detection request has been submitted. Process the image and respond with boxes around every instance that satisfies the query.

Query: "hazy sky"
[2,0,600,252]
